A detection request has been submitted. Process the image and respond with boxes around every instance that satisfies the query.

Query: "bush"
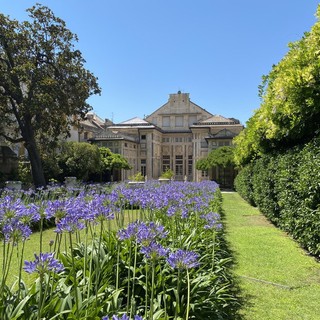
[234,163,255,206]
[159,168,174,179]
[235,136,320,256]
[128,172,145,182]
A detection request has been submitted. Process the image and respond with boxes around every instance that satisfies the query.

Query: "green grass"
[223,192,320,320]
[0,209,140,287]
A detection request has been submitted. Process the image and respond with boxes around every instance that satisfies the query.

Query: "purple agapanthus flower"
[136,222,168,245]
[2,221,32,244]
[200,212,223,230]
[117,220,141,240]
[23,252,64,275]
[167,249,200,270]
[118,221,168,245]
[140,241,169,260]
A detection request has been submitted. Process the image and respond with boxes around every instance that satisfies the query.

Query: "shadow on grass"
[218,206,247,320]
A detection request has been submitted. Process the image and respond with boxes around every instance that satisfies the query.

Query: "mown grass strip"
[222,192,320,320]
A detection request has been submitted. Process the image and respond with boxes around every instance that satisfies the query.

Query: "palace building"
[89,92,244,186]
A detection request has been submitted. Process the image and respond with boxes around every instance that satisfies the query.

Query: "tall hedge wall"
[234,136,320,256]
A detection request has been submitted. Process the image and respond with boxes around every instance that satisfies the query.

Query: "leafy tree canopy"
[57,142,101,181]
[234,5,320,166]
[0,4,101,186]
[99,147,132,172]
[196,146,235,170]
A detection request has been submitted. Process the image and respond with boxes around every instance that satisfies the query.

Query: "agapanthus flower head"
[23,252,64,275]
[200,212,222,230]
[55,215,85,234]
[136,222,168,245]
[140,241,169,260]
[167,249,200,270]
[117,220,141,241]
[45,199,67,220]
[86,194,115,222]
[2,220,32,244]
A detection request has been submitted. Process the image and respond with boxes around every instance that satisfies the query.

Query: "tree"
[235,5,320,166]
[196,146,235,170]
[57,142,101,181]
[0,5,101,187]
[99,147,131,181]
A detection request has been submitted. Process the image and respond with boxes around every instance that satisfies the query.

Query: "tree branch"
[0,132,24,143]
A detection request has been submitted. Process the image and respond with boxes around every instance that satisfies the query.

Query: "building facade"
[89,92,244,184]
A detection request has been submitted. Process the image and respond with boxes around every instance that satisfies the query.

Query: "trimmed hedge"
[234,136,320,256]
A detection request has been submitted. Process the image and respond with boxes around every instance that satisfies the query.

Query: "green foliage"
[234,5,320,166]
[197,146,235,170]
[195,158,208,171]
[251,155,280,224]
[234,5,320,256]
[99,147,131,172]
[208,146,235,168]
[235,136,320,255]
[41,151,62,183]
[41,144,131,183]
[0,4,100,187]
[0,182,239,319]
[159,168,174,179]
[233,163,255,206]
[128,171,145,182]
[17,160,32,187]
[57,141,101,181]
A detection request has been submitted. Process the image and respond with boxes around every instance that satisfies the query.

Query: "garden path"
[222,191,320,320]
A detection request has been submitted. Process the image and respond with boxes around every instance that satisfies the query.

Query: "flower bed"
[0,181,238,319]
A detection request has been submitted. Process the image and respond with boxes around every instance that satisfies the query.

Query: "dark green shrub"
[234,163,255,206]
[251,155,280,224]
[236,136,320,256]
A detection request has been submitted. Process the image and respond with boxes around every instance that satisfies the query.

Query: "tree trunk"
[25,138,46,188]
[20,120,47,188]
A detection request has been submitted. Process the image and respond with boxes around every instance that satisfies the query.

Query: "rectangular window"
[175,116,183,127]
[162,116,170,127]
[175,155,183,176]
[201,170,208,177]
[162,155,170,172]
[188,155,193,176]
[188,115,197,126]
[141,135,146,140]
[140,143,146,149]
[175,137,183,143]
[141,159,146,177]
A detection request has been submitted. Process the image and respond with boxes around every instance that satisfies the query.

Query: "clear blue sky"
[1,1,320,125]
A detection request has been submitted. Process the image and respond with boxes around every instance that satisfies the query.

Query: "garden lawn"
[0,209,140,287]
[223,192,320,320]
